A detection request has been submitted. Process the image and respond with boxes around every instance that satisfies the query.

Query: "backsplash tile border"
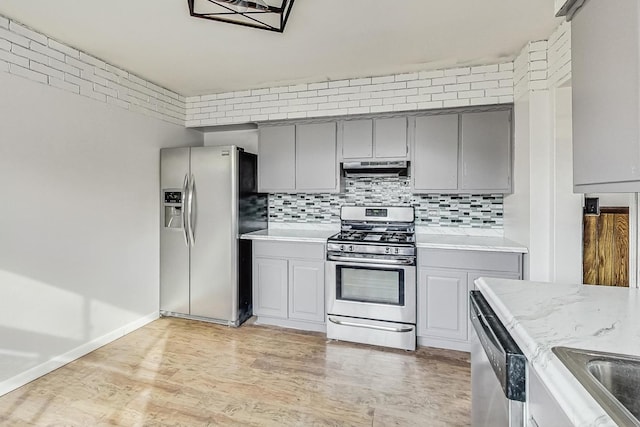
[268,177,503,229]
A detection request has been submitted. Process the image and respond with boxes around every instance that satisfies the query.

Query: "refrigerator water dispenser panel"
[163,189,184,229]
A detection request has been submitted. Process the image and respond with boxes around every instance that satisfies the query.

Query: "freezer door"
[160,147,190,314]
[189,146,238,321]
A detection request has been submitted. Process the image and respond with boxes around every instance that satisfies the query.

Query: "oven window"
[336,266,405,305]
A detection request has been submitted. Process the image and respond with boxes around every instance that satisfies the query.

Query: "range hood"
[341,161,410,178]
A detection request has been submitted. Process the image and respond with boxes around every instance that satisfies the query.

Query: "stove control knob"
[385,247,391,254]
[395,248,399,254]
[348,245,354,252]
[340,245,345,252]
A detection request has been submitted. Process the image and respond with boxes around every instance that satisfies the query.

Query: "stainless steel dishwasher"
[469,290,526,427]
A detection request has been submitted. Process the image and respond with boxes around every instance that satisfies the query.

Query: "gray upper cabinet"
[342,119,373,159]
[258,125,296,192]
[340,116,408,161]
[412,114,459,192]
[571,0,640,192]
[258,122,339,193]
[374,117,408,159]
[296,122,338,191]
[411,109,512,194]
[460,110,511,192]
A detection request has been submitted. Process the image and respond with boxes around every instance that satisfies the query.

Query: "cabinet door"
[374,117,408,159]
[412,114,459,192]
[461,111,511,192]
[258,125,296,192]
[288,260,325,323]
[296,122,338,192]
[253,257,288,319]
[342,119,373,159]
[572,0,640,188]
[417,268,469,341]
[528,366,573,427]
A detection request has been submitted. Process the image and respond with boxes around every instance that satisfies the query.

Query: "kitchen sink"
[552,347,640,427]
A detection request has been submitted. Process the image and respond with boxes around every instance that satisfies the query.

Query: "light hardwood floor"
[0,317,471,426]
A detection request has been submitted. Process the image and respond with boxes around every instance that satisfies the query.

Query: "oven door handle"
[328,317,414,333]
[327,254,415,266]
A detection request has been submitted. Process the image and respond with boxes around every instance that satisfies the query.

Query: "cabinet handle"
[329,317,414,333]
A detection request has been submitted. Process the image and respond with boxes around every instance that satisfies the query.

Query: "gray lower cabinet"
[288,260,325,323]
[417,248,522,352]
[418,269,468,342]
[528,366,573,427]
[253,257,288,319]
[571,0,640,192]
[411,109,512,194]
[258,122,339,193]
[340,116,408,161]
[252,241,326,332]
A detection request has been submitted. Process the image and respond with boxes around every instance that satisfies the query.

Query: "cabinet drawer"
[418,248,521,274]
[253,241,325,260]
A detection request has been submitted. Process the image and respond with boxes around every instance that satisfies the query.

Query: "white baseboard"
[0,311,159,397]
[255,316,326,333]
[417,336,471,352]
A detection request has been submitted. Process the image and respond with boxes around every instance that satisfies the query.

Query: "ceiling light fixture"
[187,0,295,33]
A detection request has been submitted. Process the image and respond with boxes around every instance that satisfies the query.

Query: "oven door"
[326,258,416,324]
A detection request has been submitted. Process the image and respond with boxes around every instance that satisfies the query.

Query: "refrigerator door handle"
[188,174,196,246]
[182,174,190,247]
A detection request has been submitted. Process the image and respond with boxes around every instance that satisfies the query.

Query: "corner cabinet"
[571,0,640,192]
[252,240,326,332]
[417,248,522,352]
[258,122,339,193]
[411,109,513,194]
[340,116,409,161]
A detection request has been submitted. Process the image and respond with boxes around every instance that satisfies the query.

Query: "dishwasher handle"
[470,290,526,403]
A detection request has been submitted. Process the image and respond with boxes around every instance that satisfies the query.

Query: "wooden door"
[583,207,629,286]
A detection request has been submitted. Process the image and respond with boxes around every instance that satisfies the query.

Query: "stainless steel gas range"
[326,206,416,351]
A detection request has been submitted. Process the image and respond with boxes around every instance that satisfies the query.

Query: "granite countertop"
[476,277,640,427]
[240,227,338,243]
[415,234,528,253]
[242,225,528,252]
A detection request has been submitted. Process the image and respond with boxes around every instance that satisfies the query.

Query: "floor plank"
[0,317,471,426]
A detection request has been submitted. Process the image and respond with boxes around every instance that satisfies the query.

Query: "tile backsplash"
[268,177,503,228]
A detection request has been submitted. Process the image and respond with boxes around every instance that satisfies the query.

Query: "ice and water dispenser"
[163,189,184,229]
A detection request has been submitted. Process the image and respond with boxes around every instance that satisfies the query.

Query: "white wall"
[0,70,202,394]
[204,128,258,154]
[505,96,532,278]
[551,86,583,283]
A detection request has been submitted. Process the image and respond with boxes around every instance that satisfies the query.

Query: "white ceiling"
[0,1,562,96]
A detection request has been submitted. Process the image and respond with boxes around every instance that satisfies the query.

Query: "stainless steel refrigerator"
[160,145,267,326]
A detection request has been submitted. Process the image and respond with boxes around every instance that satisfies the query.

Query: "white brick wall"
[0,13,571,129]
[514,40,549,99]
[0,16,185,126]
[185,64,516,127]
[514,21,572,99]
[548,21,571,88]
